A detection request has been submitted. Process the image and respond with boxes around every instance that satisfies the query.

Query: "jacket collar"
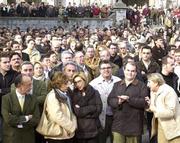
[120,79,139,85]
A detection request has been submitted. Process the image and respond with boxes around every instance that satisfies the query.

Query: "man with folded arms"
[2,74,40,143]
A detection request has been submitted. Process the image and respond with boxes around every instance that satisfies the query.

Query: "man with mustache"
[10,52,22,72]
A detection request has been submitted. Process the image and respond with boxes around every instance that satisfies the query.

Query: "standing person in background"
[11,41,30,62]
[99,49,119,76]
[23,39,41,64]
[74,51,94,82]
[84,46,100,78]
[20,61,47,107]
[136,45,160,83]
[33,62,47,82]
[152,36,168,66]
[49,50,73,78]
[108,43,123,68]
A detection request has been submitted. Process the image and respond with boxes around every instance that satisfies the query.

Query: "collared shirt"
[90,74,121,128]
[16,89,25,110]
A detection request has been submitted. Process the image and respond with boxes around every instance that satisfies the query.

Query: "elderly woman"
[72,72,102,143]
[147,73,180,143]
[42,72,77,143]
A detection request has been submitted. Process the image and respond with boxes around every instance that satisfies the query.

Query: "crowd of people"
[1,2,180,29]
[0,2,111,18]
[0,6,180,143]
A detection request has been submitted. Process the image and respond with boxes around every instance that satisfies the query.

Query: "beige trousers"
[112,132,139,143]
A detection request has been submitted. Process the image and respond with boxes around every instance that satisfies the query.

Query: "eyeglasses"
[100,67,112,70]
[74,79,83,84]
[142,52,151,55]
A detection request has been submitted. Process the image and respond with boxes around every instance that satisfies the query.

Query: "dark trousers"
[150,136,158,143]
[75,137,97,143]
[146,112,157,143]
[0,116,2,143]
[35,131,46,143]
[98,115,113,143]
[46,138,74,143]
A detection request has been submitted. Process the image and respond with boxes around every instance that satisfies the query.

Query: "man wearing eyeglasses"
[90,60,121,143]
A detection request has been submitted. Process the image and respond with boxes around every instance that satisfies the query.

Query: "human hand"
[150,106,156,112]
[120,95,129,101]
[145,96,150,106]
[28,115,33,119]
[141,71,146,75]
[75,104,80,108]
[117,95,129,104]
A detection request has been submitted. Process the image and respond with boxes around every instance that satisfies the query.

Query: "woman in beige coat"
[44,72,77,143]
[147,73,180,143]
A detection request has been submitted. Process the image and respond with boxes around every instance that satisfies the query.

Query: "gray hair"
[61,50,73,60]
[62,61,79,72]
[21,61,34,69]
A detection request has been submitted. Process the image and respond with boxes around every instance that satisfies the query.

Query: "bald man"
[2,74,40,143]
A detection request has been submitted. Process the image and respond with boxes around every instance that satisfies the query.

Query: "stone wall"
[0,17,113,31]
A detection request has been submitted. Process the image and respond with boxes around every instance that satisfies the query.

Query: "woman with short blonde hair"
[71,72,102,143]
[147,73,165,87]
[147,73,180,143]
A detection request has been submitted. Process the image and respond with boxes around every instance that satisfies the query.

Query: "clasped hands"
[118,95,129,104]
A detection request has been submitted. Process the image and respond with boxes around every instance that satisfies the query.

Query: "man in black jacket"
[0,52,19,108]
[161,55,179,97]
[109,43,123,68]
[152,36,168,66]
[0,52,19,143]
[108,62,149,143]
